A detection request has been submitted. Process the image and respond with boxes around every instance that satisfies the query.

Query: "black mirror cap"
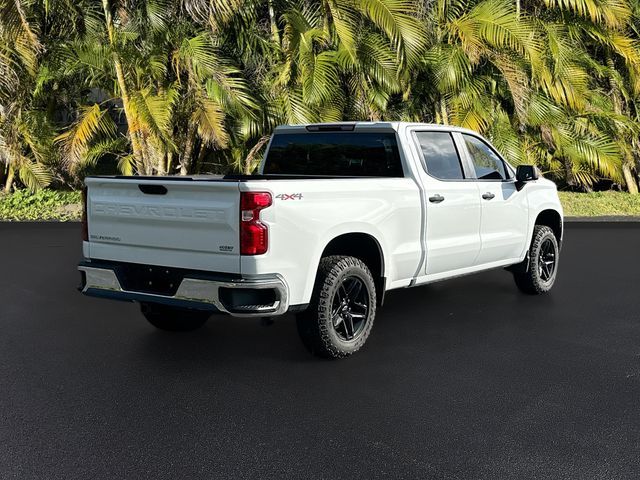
[516,165,539,182]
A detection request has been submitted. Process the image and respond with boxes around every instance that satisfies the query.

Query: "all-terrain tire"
[513,225,559,294]
[296,255,377,359]
[141,303,210,331]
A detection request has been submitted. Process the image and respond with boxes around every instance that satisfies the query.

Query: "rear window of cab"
[263,132,403,177]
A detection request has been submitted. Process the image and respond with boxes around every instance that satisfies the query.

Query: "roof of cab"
[273,121,480,136]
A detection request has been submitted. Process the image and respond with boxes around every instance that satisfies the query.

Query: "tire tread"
[297,255,376,359]
[513,225,558,295]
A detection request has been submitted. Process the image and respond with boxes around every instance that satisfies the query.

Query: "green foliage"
[559,191,640,216]
[0,189,81,220]
[4,189,639,221]
[0,0,640,194]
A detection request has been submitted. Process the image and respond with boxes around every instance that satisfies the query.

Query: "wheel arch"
[319,232,386,305]
[534,209,563,244]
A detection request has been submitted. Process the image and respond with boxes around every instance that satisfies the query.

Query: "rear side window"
[414,132,464,180]
[263,132,403,177]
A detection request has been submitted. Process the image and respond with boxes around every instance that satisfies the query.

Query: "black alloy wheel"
[538,238,557,282]
[331,276,370,342]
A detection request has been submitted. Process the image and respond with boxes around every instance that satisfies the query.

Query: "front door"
[461,134,529,265]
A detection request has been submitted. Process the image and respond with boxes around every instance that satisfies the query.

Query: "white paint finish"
[523,177,565,246]
[475,180,529,264]
[423,180,482,275]
[398,125,481,276]
[85,177,241,272]
[239,177,422,305]
[84,122,564,309]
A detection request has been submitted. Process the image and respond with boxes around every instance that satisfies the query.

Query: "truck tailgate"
[84,177,241,273]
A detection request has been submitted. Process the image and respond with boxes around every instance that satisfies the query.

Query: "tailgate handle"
[138,184,167,195]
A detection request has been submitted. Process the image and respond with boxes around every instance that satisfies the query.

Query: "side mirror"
[516,165,539,182]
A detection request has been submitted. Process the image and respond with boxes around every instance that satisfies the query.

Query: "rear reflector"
[240,192,272,255]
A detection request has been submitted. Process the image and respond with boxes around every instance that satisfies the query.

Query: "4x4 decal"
[275,193,303,200]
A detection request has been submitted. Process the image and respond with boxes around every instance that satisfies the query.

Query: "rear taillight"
[81,186,88,241]
[240,192,272,255]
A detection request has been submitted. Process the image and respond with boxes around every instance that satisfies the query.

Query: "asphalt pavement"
[1,222,639,479]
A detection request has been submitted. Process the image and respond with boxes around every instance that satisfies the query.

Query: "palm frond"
[55,104,117,169]
[192,96,229,148]
[553,124,623,182]
[17,159,52,191]
[357,0,426,65]
[544,0,631,28]
[117,153,136,176]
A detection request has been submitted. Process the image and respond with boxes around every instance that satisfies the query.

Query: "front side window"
[263,132,403,177]
[415,131,464,180]
[463,134,509,181]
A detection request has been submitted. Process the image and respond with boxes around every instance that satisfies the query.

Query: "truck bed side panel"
[239,178,422,305]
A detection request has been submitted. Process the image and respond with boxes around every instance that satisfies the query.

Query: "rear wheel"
[296,255,376,359]
[513,225,559,294]
[141,303,210,331]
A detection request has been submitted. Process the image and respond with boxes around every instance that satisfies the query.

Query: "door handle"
[429,194,445,203]
[482,192,495,200]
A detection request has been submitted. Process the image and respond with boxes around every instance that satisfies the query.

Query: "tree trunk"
[268,0,281,46]
[166,151,173,175]
[102,0,146,171]
[156,152,167,176]
[3,166,15,193]
[195,144,207,174]
[322,0,331,37]
[622,163,639,194]
[114,54,147,171]
[180,123,197,175]
[439,98,449,125]
[563,157,576,189]
[140,132,159,175]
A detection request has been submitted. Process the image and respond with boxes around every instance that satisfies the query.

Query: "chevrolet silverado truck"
[78,122,563,359]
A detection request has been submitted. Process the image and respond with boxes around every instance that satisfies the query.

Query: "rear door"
[411,130,482,276]
[85,177,241,273]
[460,134,528,264]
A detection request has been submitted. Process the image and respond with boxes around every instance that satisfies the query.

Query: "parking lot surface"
[1,222,639,479]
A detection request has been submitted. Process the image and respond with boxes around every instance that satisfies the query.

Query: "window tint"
[415,132,464,180]
[463,134,508,180]
[263,132,403,177]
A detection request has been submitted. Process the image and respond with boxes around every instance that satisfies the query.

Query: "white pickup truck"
[79,122,563,358]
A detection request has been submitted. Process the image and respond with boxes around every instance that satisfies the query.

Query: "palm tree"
[0,0,53,192]
[400,0,640,191]
[3,0,640,193]
[53,0,260,176]
[522,0,640,191]
[270,0,425,122]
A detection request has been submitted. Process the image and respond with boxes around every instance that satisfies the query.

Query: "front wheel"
[141,303,210,331]
[513,225,559,294]
[296,255,377,359]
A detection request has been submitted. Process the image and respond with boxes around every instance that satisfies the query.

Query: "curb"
[565,216,640,223]
[0,220,80,224]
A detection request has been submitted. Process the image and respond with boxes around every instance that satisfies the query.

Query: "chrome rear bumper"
[78,262,289,317]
